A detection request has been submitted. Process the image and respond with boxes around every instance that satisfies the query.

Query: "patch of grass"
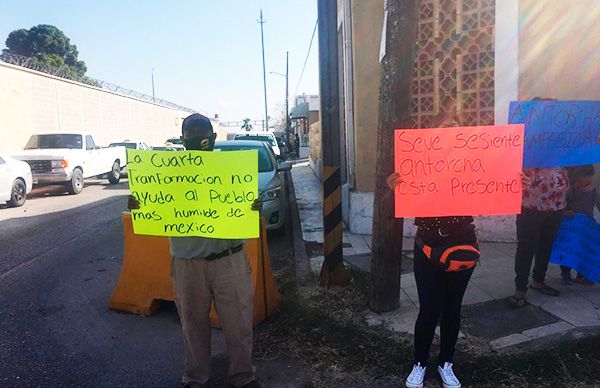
[256,268,413,386]
[459,337,600,387]
[257,264,600,387]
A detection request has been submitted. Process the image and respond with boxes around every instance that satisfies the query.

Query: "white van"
[233,131,281,158]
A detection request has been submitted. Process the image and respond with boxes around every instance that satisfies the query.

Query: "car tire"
[271,224,285,236]
[67,168,84,195]
[270,212,286,236]
[7,179,27,207]
[107,161,121,184]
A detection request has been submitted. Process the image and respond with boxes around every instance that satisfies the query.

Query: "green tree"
[3,24,87,76]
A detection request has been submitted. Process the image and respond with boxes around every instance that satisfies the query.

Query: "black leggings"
[514,209,562,291]
[413,242,474,365]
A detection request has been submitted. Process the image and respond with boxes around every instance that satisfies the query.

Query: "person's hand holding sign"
[386,172,405,191]
[520,171,532,188]
[127,195,140,210]
[251,198,263,212]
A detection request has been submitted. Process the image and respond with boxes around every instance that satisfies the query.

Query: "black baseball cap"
[182,113,213,134]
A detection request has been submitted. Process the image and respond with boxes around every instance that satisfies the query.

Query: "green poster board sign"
[127,149,259,239]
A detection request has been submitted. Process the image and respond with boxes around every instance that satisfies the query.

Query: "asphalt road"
[0,179,295,388]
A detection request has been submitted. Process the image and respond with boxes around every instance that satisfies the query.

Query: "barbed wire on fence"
[0,52,197,114]
[96,80,196,113]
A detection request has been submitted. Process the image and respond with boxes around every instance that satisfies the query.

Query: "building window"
[411,57,440,128]
[457,50,495,124]
[410,0,495,128]
[418,0,439,42]
[457,0,495,33]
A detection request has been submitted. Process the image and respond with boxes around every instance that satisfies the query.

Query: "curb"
[490,321,574,349]
[491,326,600,351]
[286,168,311,285]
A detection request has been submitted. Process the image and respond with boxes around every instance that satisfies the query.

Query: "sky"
[0,0,320,123]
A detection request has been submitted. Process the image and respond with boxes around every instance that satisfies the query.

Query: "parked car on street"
[151,145,177,151]
[164,143,186,151]
[0,153,33,207]
[165,137,184,146]
[13,133,127,195]
[110,139,152,178]
[233,131,282,159]
[214,140,291,231]
[108,140,152,150]
[109,140,151,176]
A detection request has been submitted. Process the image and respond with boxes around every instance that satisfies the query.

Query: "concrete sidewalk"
[291,162,600,350]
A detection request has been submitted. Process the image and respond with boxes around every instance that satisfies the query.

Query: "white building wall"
[0,62,212,154]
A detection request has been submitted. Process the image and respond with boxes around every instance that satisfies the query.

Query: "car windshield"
[109,142,137,149]
[234,134,276,147]
[25,134,83,150]
[213,144,274,173]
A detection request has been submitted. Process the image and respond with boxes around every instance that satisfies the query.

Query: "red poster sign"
[394,124,525,217]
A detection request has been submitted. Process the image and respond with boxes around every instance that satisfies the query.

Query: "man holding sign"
[128,114,262,388]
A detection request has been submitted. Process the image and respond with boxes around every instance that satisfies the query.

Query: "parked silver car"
[214,140,291,231]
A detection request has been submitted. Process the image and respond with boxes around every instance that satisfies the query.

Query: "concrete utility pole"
[258,10,269,131]
[285,51,289,138]
[317,0,349,287]
[370,0,419,312]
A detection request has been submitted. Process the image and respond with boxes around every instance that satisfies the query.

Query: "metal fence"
[0,52,196,114]
[220,120,267,131]
[95,80,196,113]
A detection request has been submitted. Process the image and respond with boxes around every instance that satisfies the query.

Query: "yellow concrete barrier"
[109,212,280,327]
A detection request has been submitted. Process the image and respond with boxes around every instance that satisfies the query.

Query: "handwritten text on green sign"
[127,149,259,238]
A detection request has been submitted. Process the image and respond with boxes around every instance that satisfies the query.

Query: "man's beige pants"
[171,250,254,387]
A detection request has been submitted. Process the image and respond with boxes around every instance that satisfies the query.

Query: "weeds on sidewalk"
[256,261,600,387]
[256,267,414,386]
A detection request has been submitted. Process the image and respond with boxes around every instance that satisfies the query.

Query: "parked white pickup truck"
[13,133,127,194]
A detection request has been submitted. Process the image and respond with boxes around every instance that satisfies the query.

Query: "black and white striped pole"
[317,0,349,287]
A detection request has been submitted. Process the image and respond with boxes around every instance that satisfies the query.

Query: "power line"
[294,18,318,96]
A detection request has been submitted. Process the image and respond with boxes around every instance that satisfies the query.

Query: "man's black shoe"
[183,382,210,388]
[229,380,261,388]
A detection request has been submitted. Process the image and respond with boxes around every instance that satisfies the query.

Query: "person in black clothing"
[387,120,478,388]
[287,134,295,156]
[392,213,475,388]
[294,133,300,157]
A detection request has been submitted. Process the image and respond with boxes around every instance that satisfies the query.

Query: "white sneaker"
[438,362,461,388]
[405,363,426,388]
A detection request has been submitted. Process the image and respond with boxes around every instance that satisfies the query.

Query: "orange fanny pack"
[415,235,480,272]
